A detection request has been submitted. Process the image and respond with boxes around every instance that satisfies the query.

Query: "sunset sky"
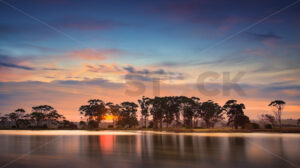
[0,0,300,121]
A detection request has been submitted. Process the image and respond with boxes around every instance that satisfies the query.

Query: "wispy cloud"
[67,48,126,60]
[0,62,35,71]
[245,32,281,42]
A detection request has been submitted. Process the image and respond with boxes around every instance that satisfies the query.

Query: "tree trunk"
[144,116,147,128]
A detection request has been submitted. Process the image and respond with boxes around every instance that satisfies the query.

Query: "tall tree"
[223,100,249,129]
[179,96,199,128]
[138,96,151,128]
[118,102,139,128]
[79,99,107,128]
[106,102,121,128]
[200,100,224,128]
[149,97,165,129]
[269,100,286,128]
[163,96,179,128]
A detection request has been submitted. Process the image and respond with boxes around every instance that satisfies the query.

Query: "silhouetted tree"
[47,110,65,126]
[0,116,8,128]
[7,108,26,128]
[31,105,57,128]
[269,100,285,128]
[138,96,151,128]
[163,96,180,128]
[200,100,224,128]
[179,96,198,128]
[79,121,86,129]
[223,100,249,129]
[236,115,250,129]
[117,102,138,128]
[149,97,165,129]
[79,99,107,128]
[60,120,77,129]
[106,102,121,128]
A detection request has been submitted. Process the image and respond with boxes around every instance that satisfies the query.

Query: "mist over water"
[0,131,299,168]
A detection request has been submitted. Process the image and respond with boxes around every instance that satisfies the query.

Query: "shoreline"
[1,127,300,134]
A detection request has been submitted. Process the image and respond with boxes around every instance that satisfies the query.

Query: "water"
[0,131,299,168]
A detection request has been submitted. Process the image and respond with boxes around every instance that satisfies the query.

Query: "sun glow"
[102,115,118,121]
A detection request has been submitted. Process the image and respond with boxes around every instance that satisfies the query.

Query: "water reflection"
[0,132,299,168]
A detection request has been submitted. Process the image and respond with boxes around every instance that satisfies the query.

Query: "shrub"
[108,125,114,128]
[148,121,154,128]
[88,120,99,129]
[252,123,260,129]
[265,124,272,129]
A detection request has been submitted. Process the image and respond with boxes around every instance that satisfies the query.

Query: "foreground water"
[0,131,299,168]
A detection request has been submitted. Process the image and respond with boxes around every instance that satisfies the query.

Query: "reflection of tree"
[202,137,222,161]
[79,136,102,157]
[228,137,247,167]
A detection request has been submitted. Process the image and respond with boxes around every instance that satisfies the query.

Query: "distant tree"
[7,108,26,128]
[0,116,8,128]
[200,100,224,128]
[223,100,249,129]
[118,102,138,128]
[138,96,151,128]
[8,112,18,128]
[30,112,45,128]
[79,99,107,128]
[60,120,77,129]
[261,114,276,128]
[79,121,86,129]
[269,100,286,128]
[31,105,57,128]
[47,110,65,126]
[15,108,25,119]
[87,120,99,129]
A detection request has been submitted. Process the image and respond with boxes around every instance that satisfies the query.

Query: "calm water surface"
[0,131,299,168]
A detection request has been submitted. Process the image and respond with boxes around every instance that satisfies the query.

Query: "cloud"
[0,62,35,71]
[0,55,35,71]
[86,64,122,73]
[52,78,123,88]
[67,48,125,60]
[245,32,281,42]
[42,67,64,71]
[123,65,184,82]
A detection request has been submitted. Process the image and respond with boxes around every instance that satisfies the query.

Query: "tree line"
[78,97,289,129]
[0,105,76,129]
[0,97,294,129]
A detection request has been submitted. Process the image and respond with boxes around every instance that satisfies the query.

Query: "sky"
[0,0,300,121]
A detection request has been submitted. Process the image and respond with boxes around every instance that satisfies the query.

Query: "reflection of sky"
[0,0,300,119]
